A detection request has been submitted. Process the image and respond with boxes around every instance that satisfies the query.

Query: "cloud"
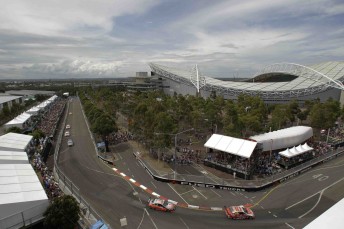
[23,60,123,77]
[0,0,343,79]
[0,0,159,36]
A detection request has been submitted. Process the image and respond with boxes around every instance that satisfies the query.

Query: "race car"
[148,198,176,212]
[224,205,255,220]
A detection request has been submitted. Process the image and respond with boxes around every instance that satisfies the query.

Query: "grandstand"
[149,61,344,104]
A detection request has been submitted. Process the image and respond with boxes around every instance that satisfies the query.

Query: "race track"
[58,97,344,229]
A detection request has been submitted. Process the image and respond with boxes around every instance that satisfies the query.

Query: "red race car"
[148,198,176,212]
[224,205,255,220]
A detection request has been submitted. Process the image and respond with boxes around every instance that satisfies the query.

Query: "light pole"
[155,128,194,179]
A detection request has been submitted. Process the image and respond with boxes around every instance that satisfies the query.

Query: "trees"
[5,126,22,134]
[43,195,80,229]
[309,98,340,129]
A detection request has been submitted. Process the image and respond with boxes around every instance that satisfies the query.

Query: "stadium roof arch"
[149,61,344,102]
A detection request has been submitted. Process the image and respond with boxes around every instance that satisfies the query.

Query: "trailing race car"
[224,205,255,220]
[148,198,176,212]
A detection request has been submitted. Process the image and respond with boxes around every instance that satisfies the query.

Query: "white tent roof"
[0,151,27,156]
[0,164,49,221]
[26,106,40,115]
[0,133,33,152]
[249,126,313,151]
[204,134,257,158]
[304,198,344,229]
[279,143,314,158]
[0,155,29,164]
[0,164,48,205]
[4,112,32,128]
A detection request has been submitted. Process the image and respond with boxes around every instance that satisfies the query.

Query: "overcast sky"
[0,0,343,79]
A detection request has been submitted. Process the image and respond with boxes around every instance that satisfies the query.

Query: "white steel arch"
[149,62,344,100]
[254,63,344,90]
[190,64,206,93]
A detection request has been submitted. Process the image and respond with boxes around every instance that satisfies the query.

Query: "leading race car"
[148,198,176,212]
[224,205,255,220]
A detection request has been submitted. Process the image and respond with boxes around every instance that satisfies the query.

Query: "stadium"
[149,61,344,104]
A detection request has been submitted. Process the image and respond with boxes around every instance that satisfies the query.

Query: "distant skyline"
[0,0,343,79]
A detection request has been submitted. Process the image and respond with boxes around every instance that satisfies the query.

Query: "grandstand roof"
[0,164,49,221]
[249,126,313,151]
[0,133,33,152]
[0,96,22,104]
[204,134,257,158]
[150,61,344,99]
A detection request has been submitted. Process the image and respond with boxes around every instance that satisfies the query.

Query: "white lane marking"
[168,184,190,205]
[273,214,277,218]
[285,222,296,229]
[137,209,145,229]
[286,176,344,210]
[192,186,208,200]
[180,189,195,196]
[144,208,158,229]
[117,153,123,160]
[129,178,136,183]
[151,181,157,189]
[211,189,222,197]
[251,196,256,199]
[244,195,249,199]
[299,190,324,218]
[260,206,264,209]
[268,211,271,214]
[179,217,190,229]
[140,185,147,190]
[230,192,236,196]
[128,168,131,172]
[136,162,140,167]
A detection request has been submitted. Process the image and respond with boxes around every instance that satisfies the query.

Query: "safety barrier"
[54,97,106,227]
[134,148,344,192]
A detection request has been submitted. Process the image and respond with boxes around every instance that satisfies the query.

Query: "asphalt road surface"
[58,97,344,229]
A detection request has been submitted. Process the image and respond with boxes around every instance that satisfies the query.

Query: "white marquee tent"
[204,134,258,158]
[26,106,40,115]
[279,143,314,158]
[0,164,49,228]
[4,112,32,129]
[249,126,313,152]
[0,151,29,164]
[0,133,33,152]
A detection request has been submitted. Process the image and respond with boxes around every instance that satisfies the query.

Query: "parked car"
[224,205,255,220]
[67,139,74,147]
[64,131,70,137]
[66,124,71,129]
[148,198,176,212]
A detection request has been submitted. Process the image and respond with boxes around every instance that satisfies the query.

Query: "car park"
[148,198,176,212]
[224,205,255,220]
[64,131,70,137]
[67,139,74,147]
[66,124,71,129]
